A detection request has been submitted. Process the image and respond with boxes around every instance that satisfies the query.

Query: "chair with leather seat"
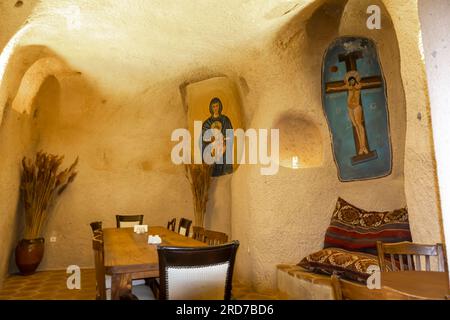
[157,241,239,300]
[167,218,176,232]
[115,214,144,228]
[177,218,192,237]
[90,221,102,234]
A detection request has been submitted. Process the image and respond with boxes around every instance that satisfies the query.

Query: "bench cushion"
[298,247,389,283]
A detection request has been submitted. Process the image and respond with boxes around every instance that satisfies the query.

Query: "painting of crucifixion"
[322,37,392,181]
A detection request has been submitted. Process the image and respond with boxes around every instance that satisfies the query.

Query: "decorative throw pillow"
[324,197,412,254]
[298,247,390,283]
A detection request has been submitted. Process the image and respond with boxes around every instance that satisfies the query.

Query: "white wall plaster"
[418,0,450,275]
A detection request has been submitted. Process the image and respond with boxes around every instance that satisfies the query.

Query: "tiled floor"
[0,269,96,300]
[232,282,286,300]
[0,269,283,300]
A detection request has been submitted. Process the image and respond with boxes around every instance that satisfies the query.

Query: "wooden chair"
[167,218,176,232]
[89,221,102,235]
[157,241,239,300]
[178,218,192,237]
[115,214,144,228]
[92,230,154,300]
[331,274,418,300]
[376,241,447,272]
[204,229,228,245]
[92,231,107,300]
[192,226,205,242]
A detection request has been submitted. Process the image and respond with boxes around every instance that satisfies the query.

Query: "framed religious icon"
[185,77,243,177]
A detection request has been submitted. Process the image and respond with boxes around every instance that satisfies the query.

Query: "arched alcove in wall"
[0,47,90,129]
[273,112,324,168]
[29,76,61,150]
[12,56,73,115]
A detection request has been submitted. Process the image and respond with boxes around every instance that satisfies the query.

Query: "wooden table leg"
[111,273,132,300]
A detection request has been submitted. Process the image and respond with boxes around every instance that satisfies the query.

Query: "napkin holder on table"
[148,235,162,244]
[134,225,148,234]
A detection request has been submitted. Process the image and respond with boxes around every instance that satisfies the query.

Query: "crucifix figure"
[325,51,383,165]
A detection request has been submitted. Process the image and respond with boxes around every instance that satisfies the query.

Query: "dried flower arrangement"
[21,151,78,239]
[184,163,213,227]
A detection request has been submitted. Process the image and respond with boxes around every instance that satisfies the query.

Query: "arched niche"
[29,75,61,149]
[11,56,75,115]
[273,112,324,169]
[2,50,90,127]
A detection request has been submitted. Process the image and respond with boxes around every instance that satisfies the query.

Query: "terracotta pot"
[15,238,45,275]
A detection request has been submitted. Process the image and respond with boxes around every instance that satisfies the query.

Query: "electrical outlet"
[50,236,57,243]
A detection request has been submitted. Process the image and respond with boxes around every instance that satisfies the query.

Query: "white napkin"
[148,235,162,244]
[134,225,148,234]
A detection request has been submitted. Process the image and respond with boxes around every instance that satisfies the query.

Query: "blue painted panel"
[322,37,392,181]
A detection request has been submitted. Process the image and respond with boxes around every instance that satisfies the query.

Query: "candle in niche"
[292,156,300,169]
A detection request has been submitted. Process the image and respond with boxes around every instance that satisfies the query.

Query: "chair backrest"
[115,214,144,228]
[167,218,177,232]
[90,221,102,235]
[204,229,228,245]
[376,241,447,272]
[192,226,205,242]
[157,241,239,300]
[178,218,192,237]
[331,275,417,300]
[92,231,107,300]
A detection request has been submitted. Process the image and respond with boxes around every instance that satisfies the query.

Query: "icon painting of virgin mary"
[201,97,234,177]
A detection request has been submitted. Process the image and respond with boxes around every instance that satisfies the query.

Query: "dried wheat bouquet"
[21,151,78,240]
[184,163,212,227]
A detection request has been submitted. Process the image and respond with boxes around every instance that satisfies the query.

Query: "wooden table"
[103,226,207,299]
[381,271,450,300]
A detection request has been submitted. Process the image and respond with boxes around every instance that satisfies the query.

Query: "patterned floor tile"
[0,269,281,300]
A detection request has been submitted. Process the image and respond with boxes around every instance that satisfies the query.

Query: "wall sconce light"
[292,156,300,169]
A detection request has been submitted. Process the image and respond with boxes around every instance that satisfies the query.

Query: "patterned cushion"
[324,198,412,254]
[298,248,390,283]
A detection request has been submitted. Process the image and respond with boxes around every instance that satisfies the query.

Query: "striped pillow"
[324,198,412,254]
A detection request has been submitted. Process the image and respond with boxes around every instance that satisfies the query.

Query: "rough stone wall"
[231,0,439,291]
[418,0,450,273]
[382,0,443,244]
[0,45,60,286]
[0,0,444,291]
[0,0,38,52]
[0,0,285,279]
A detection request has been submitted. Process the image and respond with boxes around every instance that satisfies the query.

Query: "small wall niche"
[273,112,324,169]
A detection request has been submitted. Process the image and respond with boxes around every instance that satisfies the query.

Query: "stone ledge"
[276,264,332,285]
[276,264,333,300]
